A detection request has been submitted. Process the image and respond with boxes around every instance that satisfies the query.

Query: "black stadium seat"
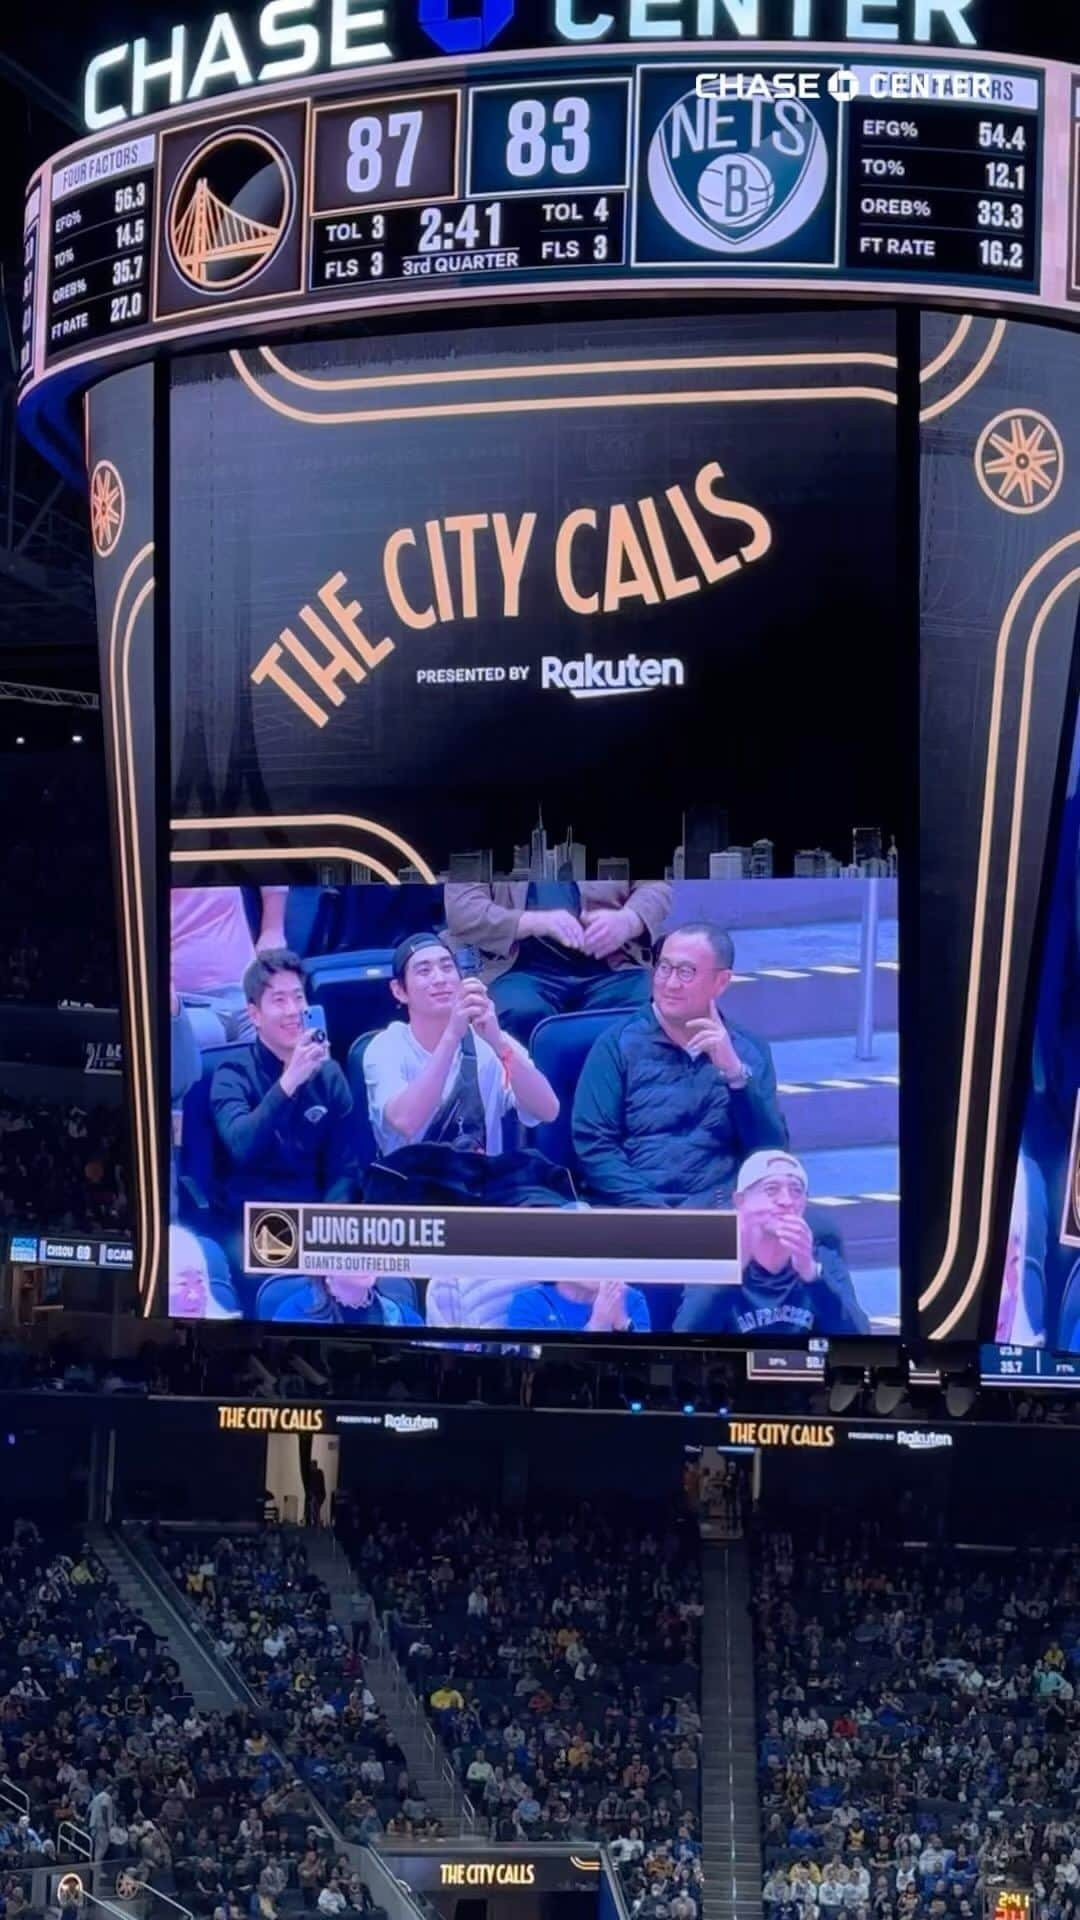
[307,954,396,1060]
[345,1030,382,1172]
[528,1008,634,1176]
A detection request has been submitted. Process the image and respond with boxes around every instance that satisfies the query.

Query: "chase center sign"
[83,0,981,129]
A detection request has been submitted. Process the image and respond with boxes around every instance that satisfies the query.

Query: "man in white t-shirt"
[363,933,559,1159]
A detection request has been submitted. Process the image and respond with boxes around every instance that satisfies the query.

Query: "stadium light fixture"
[827,1366,863,1414]
[873,1372,908,1417]
[944,1380,978,1418]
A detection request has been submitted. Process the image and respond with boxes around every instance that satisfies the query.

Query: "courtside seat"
[528,1008,635,1177]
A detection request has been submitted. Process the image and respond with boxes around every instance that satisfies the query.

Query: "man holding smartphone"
[210,949,359,1216]
[364,933,559,1159]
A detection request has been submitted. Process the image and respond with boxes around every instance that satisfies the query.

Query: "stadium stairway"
[302,1528,466,1834]
[701,1541,762,1920]
[91,1528,238,1714]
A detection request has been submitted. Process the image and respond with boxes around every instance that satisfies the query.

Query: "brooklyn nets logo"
[167,128,292,293]
[646,92,829,256]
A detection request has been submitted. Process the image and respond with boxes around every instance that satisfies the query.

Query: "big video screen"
[169,308,901,879]
[994,706,1080,1355]
[167,306,902,1337]
[168,877,899,1335]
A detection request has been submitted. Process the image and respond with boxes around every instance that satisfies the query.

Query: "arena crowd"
[0,1097,128,1237]
[337,1501,706,1920]
[754,1526,1080,1920]
[0,1521,366,1920]
[152,1530,442,1850]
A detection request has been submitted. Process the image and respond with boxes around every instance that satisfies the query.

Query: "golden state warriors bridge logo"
[643,83,834,261]
[167,127,292,294]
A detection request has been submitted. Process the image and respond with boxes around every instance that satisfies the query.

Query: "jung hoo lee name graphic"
[249,458,771,728]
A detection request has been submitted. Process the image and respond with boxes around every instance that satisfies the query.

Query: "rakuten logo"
[540,654,685,699]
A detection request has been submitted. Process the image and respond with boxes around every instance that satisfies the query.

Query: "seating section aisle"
[338,1502,706,1920]
[153,1530,442,1848]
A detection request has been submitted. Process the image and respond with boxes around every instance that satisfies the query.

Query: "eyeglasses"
[655,960,700,984]
[756,1179,808,1202]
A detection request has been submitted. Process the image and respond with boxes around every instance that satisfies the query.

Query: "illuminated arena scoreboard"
[16,41,1080,418]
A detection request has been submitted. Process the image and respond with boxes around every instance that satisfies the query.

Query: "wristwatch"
[724,1061,752,1090]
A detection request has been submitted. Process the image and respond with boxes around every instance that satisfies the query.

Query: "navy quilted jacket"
[572,1007,786,1208]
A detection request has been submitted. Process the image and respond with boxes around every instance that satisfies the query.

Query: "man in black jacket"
[210,949,358,1215]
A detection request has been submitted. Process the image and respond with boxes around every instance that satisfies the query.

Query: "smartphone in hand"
[302,1004,328,1045]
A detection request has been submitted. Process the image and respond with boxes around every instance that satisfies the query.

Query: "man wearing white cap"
[674,1149,869,1334]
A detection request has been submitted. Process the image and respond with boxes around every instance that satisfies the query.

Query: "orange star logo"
[90,459,125,557]
[975,409,1064,515]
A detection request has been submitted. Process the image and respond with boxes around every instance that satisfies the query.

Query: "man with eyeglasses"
[572,922,786,1214]
[674,1150,869,1334]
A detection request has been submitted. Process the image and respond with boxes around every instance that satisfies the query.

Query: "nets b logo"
[645,90,831,259]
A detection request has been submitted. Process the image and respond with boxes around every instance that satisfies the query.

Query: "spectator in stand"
[335,1502,704,1918]
[0,1097,129,1237]
[171,887,289,1049]
[152,1530,430,1845]
[0,1521,331,1901]
[754,1525,1080,1920]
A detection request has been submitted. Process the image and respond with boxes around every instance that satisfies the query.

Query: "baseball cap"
[735,1151,808,1195]
[391,932,454,981]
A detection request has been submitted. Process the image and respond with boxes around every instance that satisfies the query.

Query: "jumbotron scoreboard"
[16,0,1080,1346]
[17,27,1080,445]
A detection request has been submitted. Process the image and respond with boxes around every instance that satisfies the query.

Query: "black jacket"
[211,1038,358,1209]
[573,1007,786,1207]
